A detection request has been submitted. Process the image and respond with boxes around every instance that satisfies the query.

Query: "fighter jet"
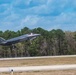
[0,33,40,49]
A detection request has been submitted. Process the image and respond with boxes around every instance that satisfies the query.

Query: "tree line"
[0,27,76,57]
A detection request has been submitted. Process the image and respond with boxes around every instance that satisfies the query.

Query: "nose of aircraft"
[34,34,41,36]
[28,33,41,37]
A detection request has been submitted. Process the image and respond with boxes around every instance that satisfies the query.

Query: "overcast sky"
[0,0,76,31]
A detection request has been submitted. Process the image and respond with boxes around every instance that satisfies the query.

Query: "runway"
[0,55,76,60]
[0,55,76,73]
[0,64,76,72]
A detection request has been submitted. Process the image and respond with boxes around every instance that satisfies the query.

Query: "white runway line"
[0,64,76,72]
[0,55,76,60]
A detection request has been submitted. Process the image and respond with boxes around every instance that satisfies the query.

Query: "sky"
[0,0,76,31]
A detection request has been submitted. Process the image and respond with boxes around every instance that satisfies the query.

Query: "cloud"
[0,0,76,31]
[16,15,40,30]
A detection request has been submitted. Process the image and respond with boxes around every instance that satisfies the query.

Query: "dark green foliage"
[74,32,76,40]
[0,31,3,37]
[0,27,76,57]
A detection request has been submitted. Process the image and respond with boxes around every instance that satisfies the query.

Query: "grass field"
[1,70,76,75]
[0,56,76,75]
[0,57,76,67]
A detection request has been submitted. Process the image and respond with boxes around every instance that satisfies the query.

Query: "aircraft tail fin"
[0,37,5,42]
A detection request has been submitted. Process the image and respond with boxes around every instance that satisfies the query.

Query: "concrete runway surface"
[0,55,76,73]
[0,55,76,60]
[0,64,76,72]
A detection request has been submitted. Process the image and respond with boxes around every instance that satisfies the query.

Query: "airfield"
[0,55,76,75]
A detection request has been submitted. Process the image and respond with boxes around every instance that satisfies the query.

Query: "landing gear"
[30,40,32,44]
[12,44,17,50]
[10,44,17,57]
[29,37,36,44]
[10,44,17,50]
